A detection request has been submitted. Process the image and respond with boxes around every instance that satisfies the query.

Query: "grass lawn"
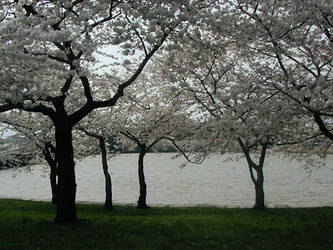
[0,199,332,250]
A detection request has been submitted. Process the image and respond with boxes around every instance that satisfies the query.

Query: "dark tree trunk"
[50,163,57,204]
[253,166,265,210]
[42,143,57,204]
[99,138,113,210]
[137,148,150,209]
[238,138,267,211]
[54,119,77,222]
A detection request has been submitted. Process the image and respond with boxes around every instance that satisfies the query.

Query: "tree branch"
[78,127,102,140]
[79,76,94,104]
[238,137,258,184]
[126,15,148,56]
[0,101,54,117]
[120,131,143,148]
[69,28,175,125]
[61,75,74,94]
[90,1,121,28]
[159,136,206,164]
[313,112,333,141]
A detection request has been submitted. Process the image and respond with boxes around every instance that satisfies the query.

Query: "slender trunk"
[137,148,149,209]
[253,166,265,210]
[43,144,57,204]
[99,138,113,210]
[238,138,266,210]
[54,120,77,222]
[50,163,57,204]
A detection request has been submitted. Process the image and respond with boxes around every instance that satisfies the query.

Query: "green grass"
[0,199,332,250]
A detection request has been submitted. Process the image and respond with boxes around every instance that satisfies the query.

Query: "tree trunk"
[137,148,149,209]
[238,138,266,211]
[99,138,113,210]
[54,121,77,222]
[42,143,57,204]
[253,166,265,210]
[50,163,57,204]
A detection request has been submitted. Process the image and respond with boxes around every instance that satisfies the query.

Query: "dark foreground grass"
[0,199,332,250]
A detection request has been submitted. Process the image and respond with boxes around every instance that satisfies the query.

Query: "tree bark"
[137,148,149,209]
[99,138,113,210]
[313,112,333,141]
[253,166,265,210]
[50,162,57,204]
[43,145,57,204]
[238,138,266,210]
[54,119,77,222]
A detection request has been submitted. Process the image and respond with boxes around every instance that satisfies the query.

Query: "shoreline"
[1,197,332,209]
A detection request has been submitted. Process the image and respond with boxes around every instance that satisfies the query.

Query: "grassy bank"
[0,199,332,250]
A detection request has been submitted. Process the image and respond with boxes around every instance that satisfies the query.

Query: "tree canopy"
[0,0,332,220]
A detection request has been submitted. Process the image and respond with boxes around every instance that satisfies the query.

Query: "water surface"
[0,153,332,207]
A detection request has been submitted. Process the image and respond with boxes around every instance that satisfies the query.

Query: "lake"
[0,153,332,208]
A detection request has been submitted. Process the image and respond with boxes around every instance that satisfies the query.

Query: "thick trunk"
[54,121,77,222]
[137,149,149,209]
[253,166,265,210]
[99,138,113,210]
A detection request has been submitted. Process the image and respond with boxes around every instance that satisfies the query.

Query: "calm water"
[0,153,332,207]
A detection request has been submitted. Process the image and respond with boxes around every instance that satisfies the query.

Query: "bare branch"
[61,75,74,94]
[0,101,54,117]
[160,136,206,165]
[90,1,122,28]
[79,76,94,104]
[69,26,177,125]
[238,137,257,183]
[313,112,333,141]
[78,127,102,140]
[126,15,148,56]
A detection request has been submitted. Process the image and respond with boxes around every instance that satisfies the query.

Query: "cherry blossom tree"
[0,109,118,206]
[73,72,198,209]
[0,118,35,169]
[0,134,35,169]
[0,0,219,222]
[110,74,193,209]
[0,111,59,203]
[221,0,333,142]
[155,0,333,209]
[76,113,115,210]
[159,36,312,209]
